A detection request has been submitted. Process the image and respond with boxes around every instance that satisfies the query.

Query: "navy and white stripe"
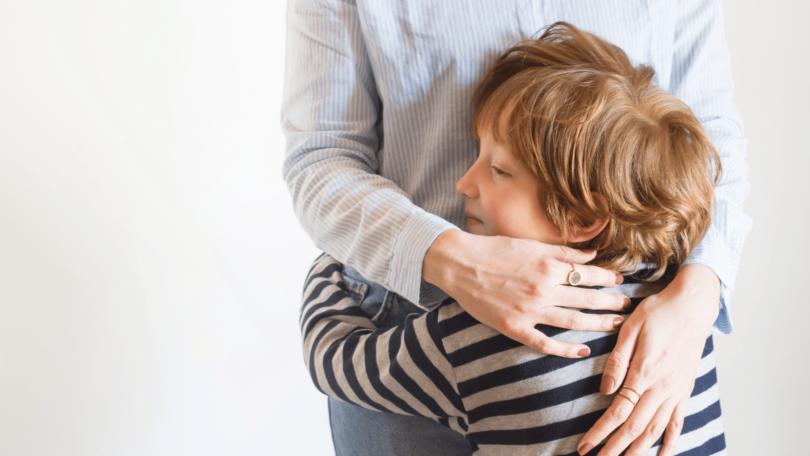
[301,254,726,455]
[282,0,752,333]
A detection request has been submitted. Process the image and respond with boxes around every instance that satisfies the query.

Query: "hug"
[284,2,750,455]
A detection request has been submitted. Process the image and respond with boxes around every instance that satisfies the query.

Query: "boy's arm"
[670,0,753,334]
[300,254,468,433]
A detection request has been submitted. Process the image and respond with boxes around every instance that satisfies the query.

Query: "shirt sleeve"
[281,0,457,305]
[669,0,753,334]
[300,254,468,433]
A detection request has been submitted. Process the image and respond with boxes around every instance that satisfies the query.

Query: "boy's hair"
[472,22,720,279]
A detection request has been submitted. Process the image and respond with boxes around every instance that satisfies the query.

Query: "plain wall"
[0,0,806,454]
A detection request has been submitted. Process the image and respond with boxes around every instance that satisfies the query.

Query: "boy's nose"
[456,167,478,199]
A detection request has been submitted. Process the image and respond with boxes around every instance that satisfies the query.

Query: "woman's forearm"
[422,229,630,358]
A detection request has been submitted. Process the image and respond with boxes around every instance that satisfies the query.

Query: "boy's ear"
[565,193,610,243]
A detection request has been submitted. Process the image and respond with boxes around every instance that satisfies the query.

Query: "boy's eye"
[491,166,509,176]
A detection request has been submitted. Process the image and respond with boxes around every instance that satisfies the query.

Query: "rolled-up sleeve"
[670,0,753,334]
[282,0,456,304]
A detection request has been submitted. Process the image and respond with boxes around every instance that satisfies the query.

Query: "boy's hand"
[422,229,629,358]
[575,263,720,456]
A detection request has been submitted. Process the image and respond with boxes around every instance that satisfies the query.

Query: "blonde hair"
[472,22,720,279]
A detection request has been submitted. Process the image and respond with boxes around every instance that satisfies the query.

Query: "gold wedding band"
[567,264,582,286]
[617,390,638,406]
[622,386,642,397]
[617,386,642,406]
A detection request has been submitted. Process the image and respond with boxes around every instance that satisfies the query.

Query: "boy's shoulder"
[605,264,679,299]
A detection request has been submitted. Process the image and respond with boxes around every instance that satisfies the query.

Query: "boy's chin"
[468,225,487,236]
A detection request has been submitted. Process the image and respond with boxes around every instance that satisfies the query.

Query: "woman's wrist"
[421,228,468,290]
[659,263,721,328]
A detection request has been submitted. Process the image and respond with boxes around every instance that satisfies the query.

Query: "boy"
[300,23,724,455]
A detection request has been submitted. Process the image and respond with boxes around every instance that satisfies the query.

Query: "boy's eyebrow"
[489,143,517,164]
[490,153,522,176]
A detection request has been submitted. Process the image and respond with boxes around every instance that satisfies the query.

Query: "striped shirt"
[281,0,752,334]
[301,254,726,455]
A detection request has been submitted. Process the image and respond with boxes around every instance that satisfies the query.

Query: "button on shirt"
[281,0,752,334]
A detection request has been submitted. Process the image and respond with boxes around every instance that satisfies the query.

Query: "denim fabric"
[328,265,474,455]
[341,264,427,329]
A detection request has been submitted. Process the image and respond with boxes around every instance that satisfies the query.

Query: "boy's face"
[457,125,564,245]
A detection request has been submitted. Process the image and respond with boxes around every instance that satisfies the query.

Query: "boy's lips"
[465,211,483,224]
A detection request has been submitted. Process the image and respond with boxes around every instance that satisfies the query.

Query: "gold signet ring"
[568,264,582,286]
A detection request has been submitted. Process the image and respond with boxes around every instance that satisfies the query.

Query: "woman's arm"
[300,254,470,434]
[282,0,456,307]
[283,0,628,321]
[577,264,720,456]
[577,1,752,455]
[423,230,630,358]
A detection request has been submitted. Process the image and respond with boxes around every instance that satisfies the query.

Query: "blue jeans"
[328,264,474,456]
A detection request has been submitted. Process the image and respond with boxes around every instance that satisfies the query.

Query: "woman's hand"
[576,264,721,456]
[422,229,630,358]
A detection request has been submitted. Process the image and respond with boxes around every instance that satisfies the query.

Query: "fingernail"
[577,442,594,455]
[615,274,624,284]
[613,317,624,328]
[601,375,614,394]
[623,297,632,309]
[577,347,590,357]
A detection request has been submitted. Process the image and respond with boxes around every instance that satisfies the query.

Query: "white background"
[0,0,807,454]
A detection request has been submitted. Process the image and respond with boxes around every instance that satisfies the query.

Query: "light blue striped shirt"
[282,0,752,334]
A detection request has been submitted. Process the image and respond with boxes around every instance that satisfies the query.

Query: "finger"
[540,307,625,332]
[659,395,689,456]
[577,392,637,455]
[557,286,631,311]
[597,391,660,456]
[600,320,640,394]
[624,398,678,456]
[507,324,592,358]
[560,263,624,288]
[544,244,597,265]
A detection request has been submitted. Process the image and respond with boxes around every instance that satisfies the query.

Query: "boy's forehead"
[478,100,517,144]
[478,122,522,167]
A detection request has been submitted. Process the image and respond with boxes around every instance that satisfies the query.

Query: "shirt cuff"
[681,235,739,335]
[387,208,458,308]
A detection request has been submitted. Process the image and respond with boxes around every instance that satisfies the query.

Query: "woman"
[282,1,750,454]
